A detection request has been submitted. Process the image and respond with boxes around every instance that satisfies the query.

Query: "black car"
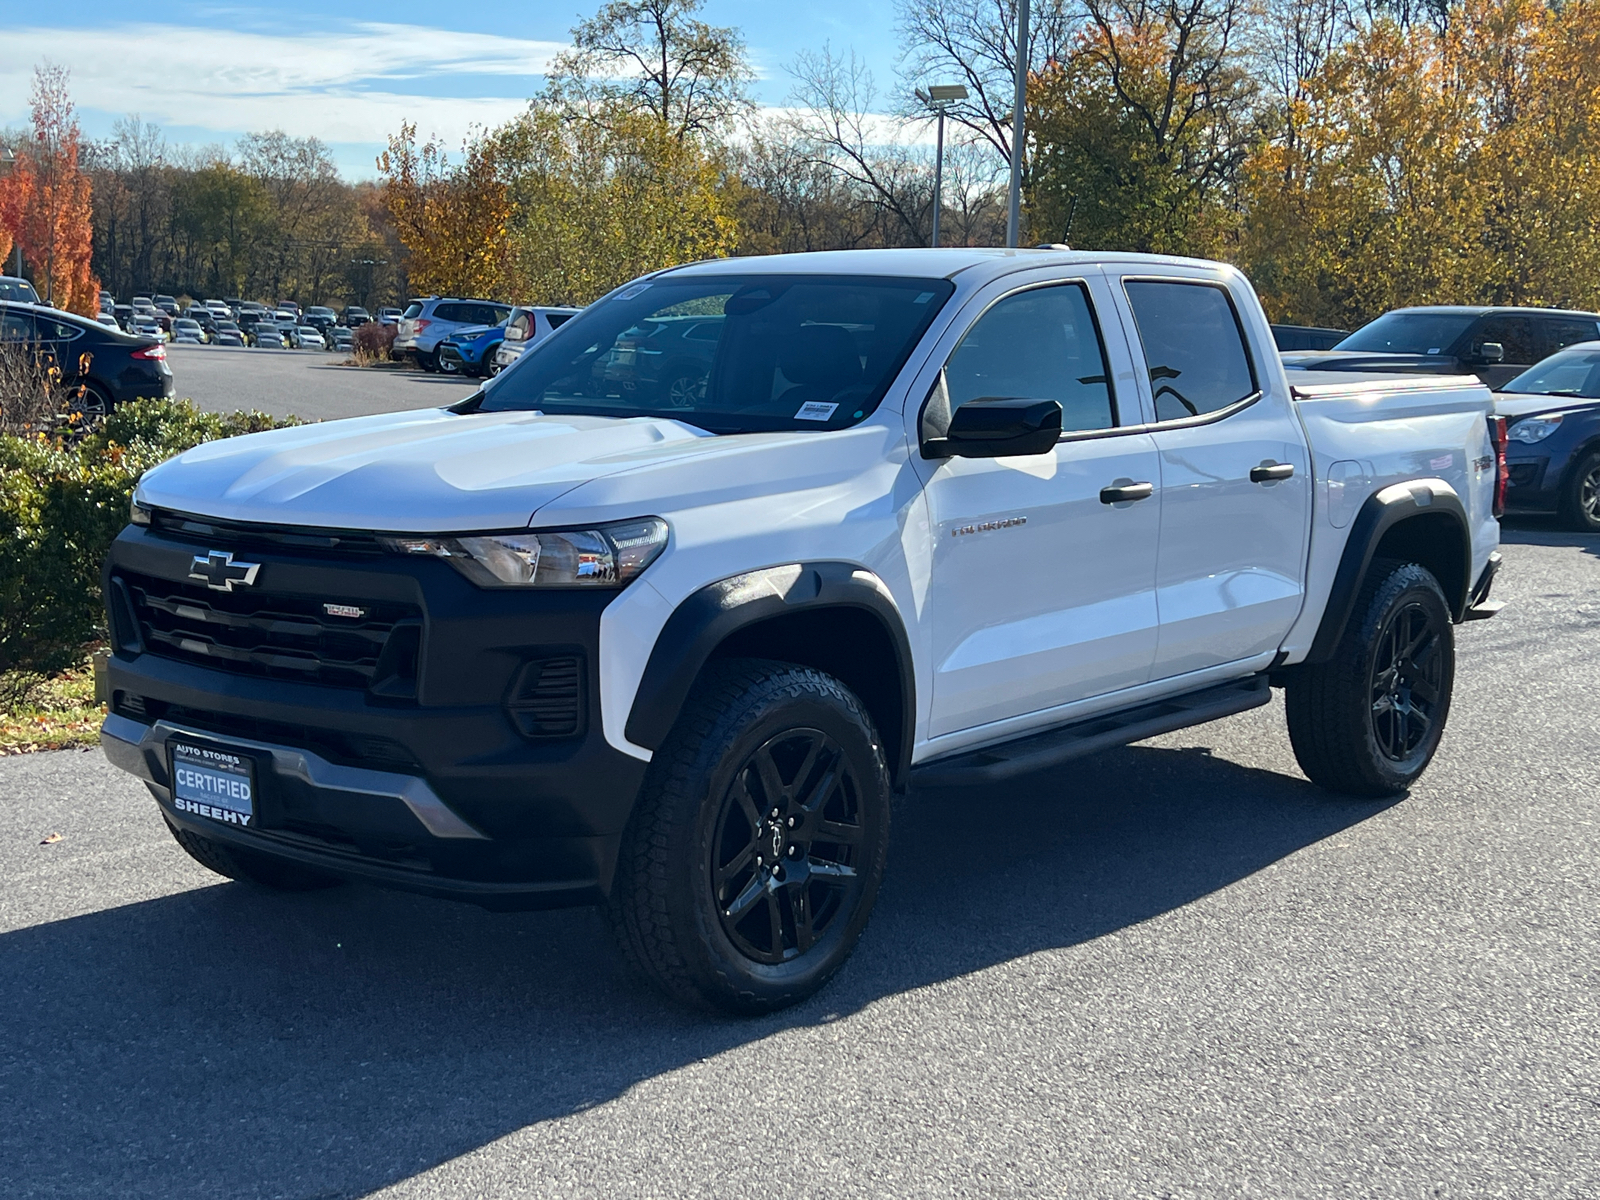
[1282,306,1600,388]
[184,307,219,337]
[1271,323,1347,351]
[0,301,175,413]
[1496,340,1600,530]
[0,275,41,303]
[342,305,372,327]
[302,306,338,335]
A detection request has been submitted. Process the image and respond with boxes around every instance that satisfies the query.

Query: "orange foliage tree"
[9,66,100,315]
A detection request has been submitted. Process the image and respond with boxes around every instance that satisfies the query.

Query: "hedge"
[0,399,301,687]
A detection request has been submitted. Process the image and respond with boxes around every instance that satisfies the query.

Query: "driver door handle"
[1100,481,1154,504]
[1250,463,1295,483]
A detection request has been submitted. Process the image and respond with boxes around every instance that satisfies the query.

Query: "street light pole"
[1006,0,1031,248]
[918,84,968,250]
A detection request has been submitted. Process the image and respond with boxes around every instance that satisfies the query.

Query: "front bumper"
[1503,455,1557,512]
[100,522,650,910]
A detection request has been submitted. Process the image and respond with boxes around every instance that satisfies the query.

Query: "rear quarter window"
[1123,280,1258,422]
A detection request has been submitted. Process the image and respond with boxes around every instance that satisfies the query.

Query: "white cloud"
[0,23,565,147]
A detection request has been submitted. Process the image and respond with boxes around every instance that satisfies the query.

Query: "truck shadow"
[1498,517,1600,558]
[0,744,1388,1199]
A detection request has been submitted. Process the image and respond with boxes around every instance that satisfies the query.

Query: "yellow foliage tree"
[493,106,739,306]
[378,123,511,299]
[1238,0,1600,327]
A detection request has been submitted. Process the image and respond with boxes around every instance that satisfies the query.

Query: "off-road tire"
[1561,448,1600,532]
[1286,558,1455,797]
[605,659,891,1015]
[164,817,344,891]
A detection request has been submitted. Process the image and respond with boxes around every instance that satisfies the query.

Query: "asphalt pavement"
[2,525,1597,1199]
[165,342,478,420]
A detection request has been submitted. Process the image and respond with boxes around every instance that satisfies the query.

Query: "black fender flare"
[624,563,917,787]
[1305,479,1472,664]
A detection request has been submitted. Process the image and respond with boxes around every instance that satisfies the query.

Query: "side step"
[911,675,1271,787]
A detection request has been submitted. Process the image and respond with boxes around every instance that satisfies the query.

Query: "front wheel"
[1561,449,1600,532]
[606,660,891,1014]
[1286,558,1455,797]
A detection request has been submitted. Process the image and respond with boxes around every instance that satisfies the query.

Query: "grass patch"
[1,655,105,755]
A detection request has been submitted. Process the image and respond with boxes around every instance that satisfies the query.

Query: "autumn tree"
[12,66,99,314]
[494,105,738,305]
[378,123,511,299]
[544,0,754,138]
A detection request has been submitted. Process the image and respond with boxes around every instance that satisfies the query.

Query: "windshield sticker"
[1430,454,1453,470]
[1426,347,1440,355]
[914,292,935,304]
[616,283,652,300]
[795,401,839,421]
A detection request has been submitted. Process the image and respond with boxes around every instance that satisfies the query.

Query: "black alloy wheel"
[1368,599,1445,763]
[1565,449,1600,532]
[711,728,865,964]
[1285,558,1455,796]
[606,660,891,1014]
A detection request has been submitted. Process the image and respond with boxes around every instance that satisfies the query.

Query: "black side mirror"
[1476,341,1505,364]
[926,396,1063,458]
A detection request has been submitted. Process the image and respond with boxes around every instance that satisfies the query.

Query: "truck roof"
[660,247,1242,285]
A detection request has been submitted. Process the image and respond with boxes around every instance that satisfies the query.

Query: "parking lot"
[1,525,1596,1198]
[166,342,478,421]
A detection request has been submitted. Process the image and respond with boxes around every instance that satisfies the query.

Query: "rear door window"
[1123,280,1258,422]
[1539,317,1600,357]
[546,312,574,329]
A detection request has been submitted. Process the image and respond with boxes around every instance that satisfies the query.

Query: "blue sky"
[0,1,907,178]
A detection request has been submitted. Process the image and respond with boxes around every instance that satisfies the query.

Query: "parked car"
[112,304,134,331]
[206,300,231,319]
[302,306,338,336]
[276,301,301,318]
[96,313,120,329]
[377,306,402,325]
[153,294,180,317]
[328,326,356,351]
[170,318,206,344]
[1271,324,1347,351]
[0,300,174,412]
[131,295,154,311]
[296,325,326,350]
[492,305,580,373]
[436,320,511,377]
[1495,340,1600,530]
[131,315,166,341]
[593,312,722,405]
[103,249,1504,1014]
[213,320,245,347]
[184,308,219,339]
[1283,306,1600,388]
[342,306,372,327]
[394,297,513,371]
[237,312,280,347]
[0,276,41,303]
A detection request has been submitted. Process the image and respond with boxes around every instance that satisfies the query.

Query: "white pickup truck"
[100,249,1505,1012]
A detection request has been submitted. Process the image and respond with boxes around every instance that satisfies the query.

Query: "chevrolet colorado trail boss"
[101,250,1505,1013]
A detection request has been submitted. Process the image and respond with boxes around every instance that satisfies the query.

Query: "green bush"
[0,399,302,688]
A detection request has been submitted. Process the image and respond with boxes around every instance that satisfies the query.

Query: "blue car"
[436,322,508,378]
[1498,340,1600,530]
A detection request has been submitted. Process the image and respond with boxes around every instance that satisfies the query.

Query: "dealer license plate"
[169,739,256,828]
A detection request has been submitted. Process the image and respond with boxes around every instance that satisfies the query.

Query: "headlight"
[381,517,668,588]
[1508,413,1563,443]
[130,498,152,526]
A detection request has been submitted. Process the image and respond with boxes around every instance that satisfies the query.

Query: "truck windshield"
[465,274,955,434]
[1334,312,1475,355]
[1501,348,1600,398]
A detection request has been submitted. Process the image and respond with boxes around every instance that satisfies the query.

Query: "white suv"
[394,297,512,372]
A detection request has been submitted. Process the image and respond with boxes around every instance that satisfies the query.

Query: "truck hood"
[1281,350,1459,374]
[135,407,721,532]
[1494,391,1600,420]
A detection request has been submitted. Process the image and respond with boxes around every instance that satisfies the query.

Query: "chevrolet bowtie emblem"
[189,550,261,592]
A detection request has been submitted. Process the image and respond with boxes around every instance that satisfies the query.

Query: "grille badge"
[189,550,260,592]
[323,603,367,619]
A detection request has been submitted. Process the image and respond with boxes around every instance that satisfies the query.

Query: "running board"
[911,675,1271,787]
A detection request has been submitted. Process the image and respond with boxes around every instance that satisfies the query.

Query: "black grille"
[149,510,386,557]
[121,570,420,691]
[506,656,584,738]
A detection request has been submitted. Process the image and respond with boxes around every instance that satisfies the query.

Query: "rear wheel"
[164,818,343,891]
[606,660,891,1014]
[1561,449,1600,532]
[68,381,112,417]
[1286,559,1455,797]
[417,351,439,373]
